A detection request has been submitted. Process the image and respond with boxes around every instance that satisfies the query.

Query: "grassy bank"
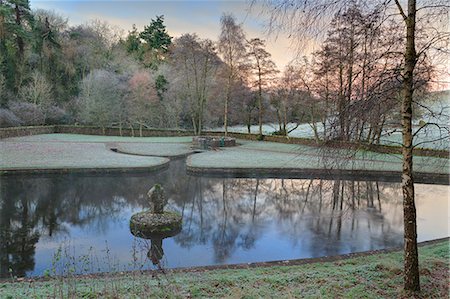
[1,240,448,298]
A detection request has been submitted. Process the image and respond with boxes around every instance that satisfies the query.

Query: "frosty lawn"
[188,140,449,174]
[0,134,193,173]
[0,141,169,173]
[0,133,197,173]
[115,142,192,157]
[1,133,448,175]
[3,133,193,143]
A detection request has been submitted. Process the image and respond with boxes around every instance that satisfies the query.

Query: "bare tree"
[246,38,278,138]
[252,0,449,292]
[19,70,54,109]
[217,13,247,136]
[78,69,125,134]
[127,70,159,136]
[169,34,221,135]
[270,64,309,136]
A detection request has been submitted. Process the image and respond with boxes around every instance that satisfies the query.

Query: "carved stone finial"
[130,183,182,240]
[147,184,167,214]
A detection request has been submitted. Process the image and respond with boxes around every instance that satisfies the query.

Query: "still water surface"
[0,159,448,278]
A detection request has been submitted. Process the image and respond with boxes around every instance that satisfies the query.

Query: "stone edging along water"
[1,125,448,158]
[1,125,449,177]
[1,237,447,284]
[0,161,170,176]
[134,237,450,273]
[185,165,450,185]
[110,147,193,160]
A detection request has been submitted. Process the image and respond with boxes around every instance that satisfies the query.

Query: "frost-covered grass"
[116,142,193,157]
[212,122,450,150]
[3,133,193,143]
[1,240,448,298]
[1,134,447,173]
[210,122,320,138]
[211,93,450,151]
[0,141,169,171]
[0,134,195,171]
[188,140,449,174]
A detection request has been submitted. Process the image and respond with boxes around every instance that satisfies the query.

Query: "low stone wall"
[206,132,448,158]
[0,126,55,139]
[54,125,193,137]
[1,125,447,158]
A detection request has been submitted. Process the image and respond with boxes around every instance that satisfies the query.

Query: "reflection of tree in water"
[171,178,270,263]
[0,180,40,278]
[172,177,405,261]
[0,161,182,278]
[1,159,410,277]
[265,179,404,256]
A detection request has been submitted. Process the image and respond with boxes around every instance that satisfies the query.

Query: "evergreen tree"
[0,0,33,94]
[155,74,168,102]
[139,15,172,68]
[124,24,141,54]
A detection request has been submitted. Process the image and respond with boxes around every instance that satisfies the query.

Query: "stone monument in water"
[130,184,182,266]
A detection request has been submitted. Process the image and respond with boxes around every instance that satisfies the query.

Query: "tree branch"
[394,0,407,21]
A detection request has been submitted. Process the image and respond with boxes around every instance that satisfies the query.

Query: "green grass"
[1,241,448,298]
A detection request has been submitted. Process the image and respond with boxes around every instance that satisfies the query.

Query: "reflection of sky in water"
[1,160,448,278]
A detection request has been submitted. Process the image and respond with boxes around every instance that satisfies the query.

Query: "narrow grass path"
[1,240,448,298]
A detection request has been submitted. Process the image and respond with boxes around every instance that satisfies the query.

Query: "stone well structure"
[130,184,182,239]
[130,184,182,266]
[192,136,236,150]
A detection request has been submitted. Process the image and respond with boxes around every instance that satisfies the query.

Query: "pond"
[0,159,448,278]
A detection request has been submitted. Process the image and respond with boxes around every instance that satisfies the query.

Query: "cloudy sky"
[30,0,303,70]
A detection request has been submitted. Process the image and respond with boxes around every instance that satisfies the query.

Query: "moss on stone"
[129,211,182,239]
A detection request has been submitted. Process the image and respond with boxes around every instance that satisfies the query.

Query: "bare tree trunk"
[283,104,288,136]
[346,20,355,141]
[258,70,263,138]
[14,4,24,58]
[192,116,198,136]
[247,112,252,134]
[399,0,420,292]
[224,94,229,136]
[376,115,386,145]
[224,72,231,137]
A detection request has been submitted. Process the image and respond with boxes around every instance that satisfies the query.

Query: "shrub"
[0,108,23,127]
[9,101,45,125]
